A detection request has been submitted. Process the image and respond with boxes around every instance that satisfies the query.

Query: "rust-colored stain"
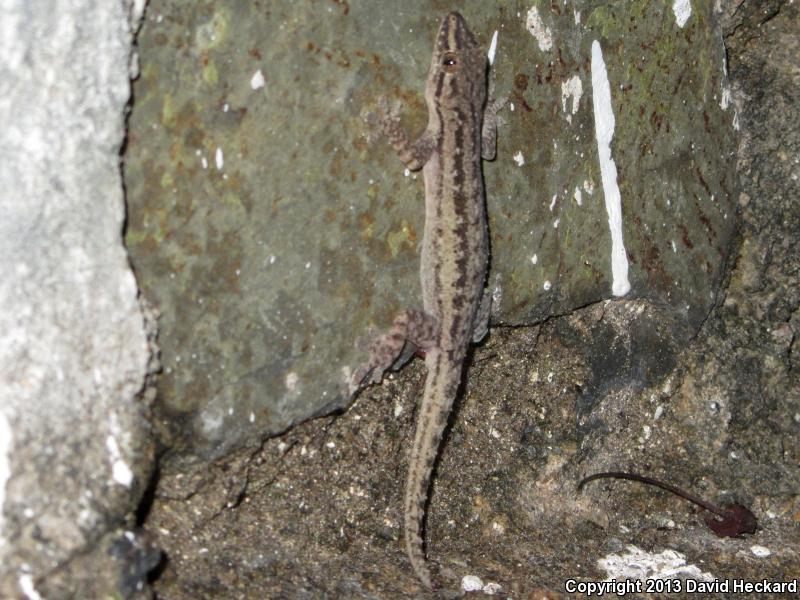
[518,95,534,112]
[693,197,716,241]
[331,0,349,16]
[514,73,530,92]
[678,223,694,250]
[695,165,711,196]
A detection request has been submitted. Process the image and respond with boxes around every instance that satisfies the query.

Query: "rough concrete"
[126,0,738,463]
[0,1,157,597]
[139,0,799,597]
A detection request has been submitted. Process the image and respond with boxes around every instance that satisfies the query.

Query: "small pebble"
[461,575,484,592]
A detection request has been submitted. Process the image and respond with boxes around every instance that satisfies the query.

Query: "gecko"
[354,12,503,589]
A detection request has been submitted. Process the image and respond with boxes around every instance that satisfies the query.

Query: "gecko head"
[426,12,487,110]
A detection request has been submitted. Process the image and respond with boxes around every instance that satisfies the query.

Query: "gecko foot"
[352,309,437,389]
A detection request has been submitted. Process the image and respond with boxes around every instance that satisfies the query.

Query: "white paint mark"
[250,69,265,89]
[671,240,677,253]
[672,0,692,28]
[591,40,631,297]
[574,10,581,25]
[512,151,525,166]
[249,412,255,423]
[285,372,299,392]
[599,545,714,582]
[543,280,552,291]
[525,7,552,52]
[18,574,42,600]
[573,187,583,206]
[549,194,557,211]
[200,156,208,170]
[105,435,134,487]
[653,405,664,420]
[750,545,771,557]
[461,575,484,592]
[583,179,595,195]
[215,147,224,170]
[720,87,731,110]
[531,254,538,265]
[0,411,12,549]
[561,75,583,122]
[487,30,499,65]
[553,218,560,228]
[223,102,230,112]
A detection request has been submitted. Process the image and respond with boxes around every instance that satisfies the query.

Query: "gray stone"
[126,1,738,461]
[0,0,155,597]
[138,1,800,596]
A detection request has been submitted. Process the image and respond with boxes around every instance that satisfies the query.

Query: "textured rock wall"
[0,1,156,597]
[126,0,738,462]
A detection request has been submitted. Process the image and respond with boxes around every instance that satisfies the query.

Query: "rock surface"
[139,0,799,597]
[0,1,156,597]
[126,1,738,461]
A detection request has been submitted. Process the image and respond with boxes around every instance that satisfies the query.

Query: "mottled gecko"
[354,12,503,588]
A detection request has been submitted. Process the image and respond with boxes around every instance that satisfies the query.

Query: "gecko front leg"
[376,96,435,171]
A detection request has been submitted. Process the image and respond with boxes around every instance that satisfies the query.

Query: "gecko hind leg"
[353,309,438,387]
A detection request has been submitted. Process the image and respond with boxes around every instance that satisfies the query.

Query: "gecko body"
[355,12,501,588]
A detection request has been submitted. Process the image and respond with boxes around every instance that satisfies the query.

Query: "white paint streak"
[215,147,224,170]
[525,7,552,52]
[285,371,299,392]
[250,69,265,89]
[751,545,771,557]
[18,574,43,600]
[591,40,631,297]
[720,87,731,110]
[512,150,525,166]
[672,0,692,28]
[105,435,133,487]
[573,187,583,206]
[561,75,583,122]
[487,30,499,65]
[0,411,12,549]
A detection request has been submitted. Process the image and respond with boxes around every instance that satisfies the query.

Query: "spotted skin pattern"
[354,13,503,588]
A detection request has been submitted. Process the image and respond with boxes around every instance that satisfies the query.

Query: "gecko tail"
[404,447,435,590]
[403,354,463,589]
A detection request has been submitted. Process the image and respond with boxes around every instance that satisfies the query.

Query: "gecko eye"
[442,52,458,72]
